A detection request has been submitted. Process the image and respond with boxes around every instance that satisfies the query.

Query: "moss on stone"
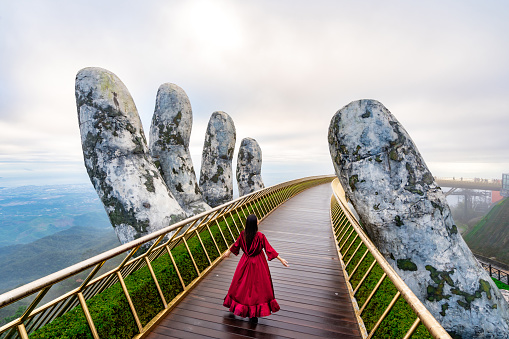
[425,265,453,302]
[389,149,401,161]
[448,224,458,235]
[406,162,416,185]
[353,145,361,156]
[173,110,182,125]
[227,147,235,158]
[423,172,434,185]
[175,183,184,192]
[394,215,404,226]
[375,155,382,163]
[405,186,424,196]
[210,166,224,184]
[431,201,444,214]
[132,136,145,154]
[340,145,349,155]
[142,171,156,193]
[349,175,359,191]
[397,259,417,271]
[440,303,449,316]
[479,279,492,300]
[361,110,371,118]
[155,123,185,149]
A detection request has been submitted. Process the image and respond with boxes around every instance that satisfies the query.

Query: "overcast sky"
[1,0,508,188]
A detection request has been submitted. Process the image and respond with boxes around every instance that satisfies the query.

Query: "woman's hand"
[222,249,231,259]
[277,255,289,267]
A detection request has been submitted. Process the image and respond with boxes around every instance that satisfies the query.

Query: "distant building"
[492,190,504,204]
[502,173,509,197]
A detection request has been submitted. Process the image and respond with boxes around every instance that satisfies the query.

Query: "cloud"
[0,0,508,187]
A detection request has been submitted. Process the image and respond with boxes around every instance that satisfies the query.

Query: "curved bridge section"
[147,182,362,338]
[0,176,333,339]
[0,175,452,338]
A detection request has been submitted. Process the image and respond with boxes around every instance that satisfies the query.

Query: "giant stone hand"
[75,67,187,247]
[328,99,509,338]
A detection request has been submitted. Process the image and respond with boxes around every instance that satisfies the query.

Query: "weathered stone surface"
[149,83,210,215]
[236,137,264,196]
[328,99,509,338]
[199,111,236,207]
[75,67,187,246]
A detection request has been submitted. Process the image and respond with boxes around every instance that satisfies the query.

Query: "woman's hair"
[244,214,258,251]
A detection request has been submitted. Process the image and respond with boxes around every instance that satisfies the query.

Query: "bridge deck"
[146,183,362,339]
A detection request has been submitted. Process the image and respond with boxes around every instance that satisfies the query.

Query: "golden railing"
[330,178,451,339]
[0,175,334,339]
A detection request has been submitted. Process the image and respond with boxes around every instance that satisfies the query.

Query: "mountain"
[0,184,111,247]
[463,198,509,264]
[0,226,120,294]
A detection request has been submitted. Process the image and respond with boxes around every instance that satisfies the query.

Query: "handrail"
[474,256,509,286]
[330,178,451,339]
[0,175,334,339]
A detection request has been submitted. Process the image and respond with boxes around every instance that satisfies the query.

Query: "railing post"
[116,271,143,332]
[77,292,99,339]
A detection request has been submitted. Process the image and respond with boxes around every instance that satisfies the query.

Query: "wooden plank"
[146,183,362,338]
[174,301,360,334]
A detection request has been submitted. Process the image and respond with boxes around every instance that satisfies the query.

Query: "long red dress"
[223,231,281,318]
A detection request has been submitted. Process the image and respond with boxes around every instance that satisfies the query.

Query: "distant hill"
[0,226,120,294]
[0,184,111,247]
[463,198,509,264]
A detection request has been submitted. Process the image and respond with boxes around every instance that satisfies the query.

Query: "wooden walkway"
[146,183,362,339]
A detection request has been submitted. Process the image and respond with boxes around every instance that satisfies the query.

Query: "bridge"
[434,177,502,192]
[0,176,452,338]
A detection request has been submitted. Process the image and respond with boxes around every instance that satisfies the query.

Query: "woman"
[222,214,289,323]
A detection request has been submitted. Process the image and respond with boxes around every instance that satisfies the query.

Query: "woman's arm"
[222,249,231,259]
[276,255,289,267]
[224,231,243,259]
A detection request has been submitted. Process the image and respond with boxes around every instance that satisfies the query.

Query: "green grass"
[464,198,508,241]
[492,278,509,291]
[463,198,509,264]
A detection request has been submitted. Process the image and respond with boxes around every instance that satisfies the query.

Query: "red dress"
[223,231,281,318]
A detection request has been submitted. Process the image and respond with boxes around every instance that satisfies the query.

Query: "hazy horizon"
[1,1,508,188]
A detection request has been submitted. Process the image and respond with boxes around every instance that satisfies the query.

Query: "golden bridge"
[1,176,456,338]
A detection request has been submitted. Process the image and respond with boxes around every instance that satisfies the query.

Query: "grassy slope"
[463,198,509,264]
[0,226,120,293]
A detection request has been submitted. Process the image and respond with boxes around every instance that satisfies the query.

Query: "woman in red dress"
[222,214,289,323]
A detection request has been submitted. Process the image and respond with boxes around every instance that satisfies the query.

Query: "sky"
[1,0,508,188]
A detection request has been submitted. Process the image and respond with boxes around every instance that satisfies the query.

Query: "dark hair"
[244,214,258,251]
